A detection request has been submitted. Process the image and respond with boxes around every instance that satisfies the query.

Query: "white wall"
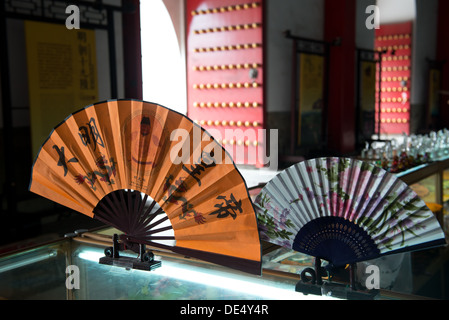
[377,0,416,24]
[162,0,186,56]
[140,0,187,114]
[265,0,325,113]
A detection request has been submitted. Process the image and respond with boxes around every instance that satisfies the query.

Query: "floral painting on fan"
[255,157,446,267]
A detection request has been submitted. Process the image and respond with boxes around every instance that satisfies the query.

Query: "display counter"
[1,159,448,301]
[396,156,449,230]
[0,232,334,300]
[0,227,445,300]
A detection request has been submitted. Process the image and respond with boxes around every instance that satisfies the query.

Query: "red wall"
[324,0,356,154]
[185,0,265,165]
[374,22,412,135]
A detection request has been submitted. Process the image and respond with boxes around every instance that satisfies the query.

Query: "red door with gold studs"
[375,22,412,135]
[186,0,265,167]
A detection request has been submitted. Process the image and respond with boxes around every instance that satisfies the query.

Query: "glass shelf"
[69,243,332,300]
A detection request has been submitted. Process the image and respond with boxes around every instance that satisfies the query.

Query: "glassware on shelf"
[360,128,449,173]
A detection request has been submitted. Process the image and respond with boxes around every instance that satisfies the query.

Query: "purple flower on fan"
[402,217,414,229]
[413,221,427,231]
[290,194,303,204]
[329,158,339,167]
[306,166,314,173]
[305,187,314,201]
[265,200,272,210]
[383,226,399,239]
[257,222,270,240]
[279,208,290,226]
[387,216,399,228]
[258,223,268,233]
[402,217,427,232]
[273,207,289,226]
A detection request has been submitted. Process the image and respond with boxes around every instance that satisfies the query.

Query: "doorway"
[140,0,187,114]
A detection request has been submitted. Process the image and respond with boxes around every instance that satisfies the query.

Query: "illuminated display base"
[99,234,161,272]
[99,255,161,272]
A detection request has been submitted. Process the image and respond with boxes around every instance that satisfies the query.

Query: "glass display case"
[69,243,310,300]
[1,159,448,301]
[383,156,449,299]
[0,240,68,299]
[398,156,449,232]
[0,227,446,300]
[0,232,338,301]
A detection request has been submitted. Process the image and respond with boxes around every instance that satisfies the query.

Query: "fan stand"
[295,258,379,300]
[99,234,161,271]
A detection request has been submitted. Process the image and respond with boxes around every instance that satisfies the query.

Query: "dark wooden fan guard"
[92,188,262,275]
[93,189,175,250]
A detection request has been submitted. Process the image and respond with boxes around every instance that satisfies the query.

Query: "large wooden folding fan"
[29,99,262,274]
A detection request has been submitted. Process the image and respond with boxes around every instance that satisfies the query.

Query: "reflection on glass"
[0,243,66,299]
[73,245,337,300]
[410,174,437,204]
